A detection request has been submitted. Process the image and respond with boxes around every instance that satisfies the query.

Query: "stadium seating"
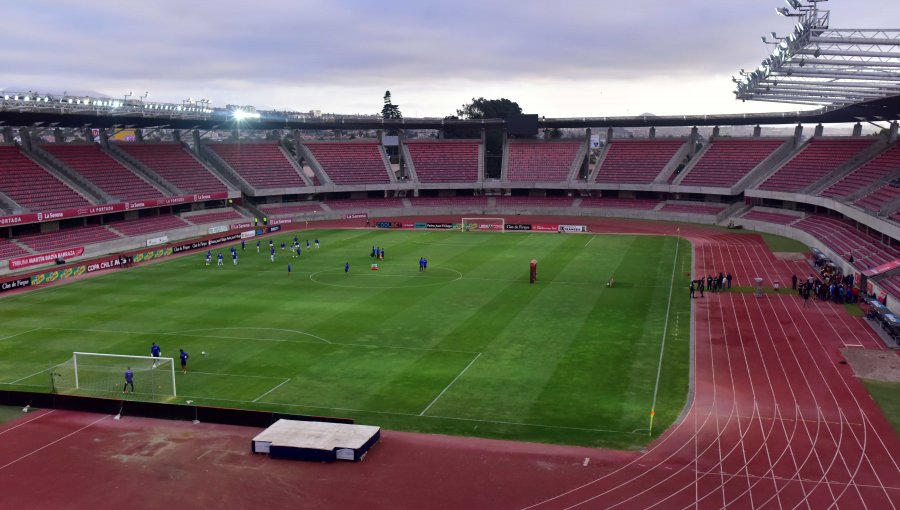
[106,215,190,237]
[304,142,391,185]
[854,182,900,217]
[183,209,245,225]
[117,143,228,194]
[659,203,726,215]
[820,144,900,199]
[207,142,306,189]
[259,203,324,216]
[679,139,785,188]
[878,274,900,300]
[0,238,29,261]
[41,144,164,201]
[408,196,488,208]
[740,208,802,225]
[793,215,900,268]
[406,141,480,183]
[324,198,402,210]
[506,141,582,182]
[15,225,121,253]
[496,196,575,208]
[758,138,877,192]
[595,140,685,184]
[0,146,90,211]
[579,197,661,209]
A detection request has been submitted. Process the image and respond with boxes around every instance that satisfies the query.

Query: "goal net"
[53,352,177,400]
[461,217,505,232]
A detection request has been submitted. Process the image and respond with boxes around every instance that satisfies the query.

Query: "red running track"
[0,219,898,509]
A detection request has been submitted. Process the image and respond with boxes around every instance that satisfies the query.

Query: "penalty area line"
[252,378,291,403]
[419,353,482,416]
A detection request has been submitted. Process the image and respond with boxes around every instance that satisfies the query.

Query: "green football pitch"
[0,228,692,449]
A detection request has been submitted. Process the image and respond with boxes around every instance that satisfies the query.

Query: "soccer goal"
[461,217,505,232]
[53,352,177,399]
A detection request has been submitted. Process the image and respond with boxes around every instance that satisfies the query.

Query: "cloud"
[0,0,896,116]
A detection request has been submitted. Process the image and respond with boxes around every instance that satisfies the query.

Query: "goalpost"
[461,217,505,232]
[53,352,177,399]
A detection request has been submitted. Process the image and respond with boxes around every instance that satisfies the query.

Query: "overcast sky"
[1,0,897,118]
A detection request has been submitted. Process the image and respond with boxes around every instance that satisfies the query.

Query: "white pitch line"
[8,362,67,385]
[585,236,596,248]
[252,379,291,403]
[648,236,680,421]
[419,352,482,416]
[0,328,40,342]
[0,414,109,472]
[191,371,286,380]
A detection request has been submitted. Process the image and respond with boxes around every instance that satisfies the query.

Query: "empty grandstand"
[0,146,90,211]
[405,140,481,183]
[206,142,307,190]
[505,140,583,183]
[117,143,230,194]
[595,139,686,184]
[304,142,392,185]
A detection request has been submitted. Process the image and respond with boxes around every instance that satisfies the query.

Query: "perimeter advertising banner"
[426,223,455,230]
[31,265,86,286]
[9,247,85,270]
[344,213,368,220]
[0,277,31,294]
[270,218,293,226]
[558,224,588,233]
[531,224,559,232]
[85,256,125,274]
[505,223,532,231]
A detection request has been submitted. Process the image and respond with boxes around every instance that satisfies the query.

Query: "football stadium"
[1,0,899,508]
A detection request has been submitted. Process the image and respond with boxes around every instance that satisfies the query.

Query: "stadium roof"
[735,0,900,109]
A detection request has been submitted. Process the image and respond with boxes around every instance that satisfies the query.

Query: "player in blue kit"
[256,240,261,253]
[270,246,276,262]
[306,240,310,249]
[281,241,286,251]
[315,239,319,249]
[123,367,134,393]
[232,251,238,266]
[179,349,189,374]
[151,342,161,368]
[205,251,211,266]
[217,252,224,266]
[345,261,350,274]
[287,262,292,275]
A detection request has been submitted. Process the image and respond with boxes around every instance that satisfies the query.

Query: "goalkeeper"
[123,367,134,394]
[150,342,161,367]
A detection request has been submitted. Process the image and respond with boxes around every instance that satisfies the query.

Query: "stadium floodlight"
[233,109,260,120]
[786,0,802,9]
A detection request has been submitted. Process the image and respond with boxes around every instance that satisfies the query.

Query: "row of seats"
[877,274,900,300]
[305,142,391,185]
[324,198,402,210]
[118,143,228,194]
[506,141,582,182]
[659,203,726,215]
[0,238,29,261]
[680,139,786,188]
[106,215,190,237]
[406,142,480,183]
[595,140,685,184]
[0,146,90,212]
[408,196,488,208]
[183,209,245,225]
[855,182,900,215]
[820,144,900,199]
[496,196,575,207]
[740,208,803,225]
[579,197,661,209]
[793,215,899,269]
[758,138,877,192]
[208,143,306,189]
[259,203,324,216]
[14,224,122,253]
[41,144,164,201]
